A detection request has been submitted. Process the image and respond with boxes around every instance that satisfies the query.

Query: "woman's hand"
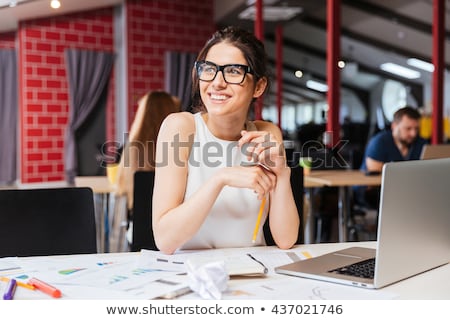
[219,165,276,200]
[238,130,288,177]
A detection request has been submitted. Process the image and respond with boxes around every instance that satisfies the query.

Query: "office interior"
[0,1,449,248]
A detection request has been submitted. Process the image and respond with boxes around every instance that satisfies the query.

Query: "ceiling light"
[380,62,421,79]
[294,70,303,78]
[246,0,278,5]
[50,0,60,9]
[407,58,435,72]
[306,80,328,92]
[338,60,346,68]
[239,6,303,21]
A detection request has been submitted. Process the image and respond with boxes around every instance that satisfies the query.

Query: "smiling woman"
[152,26,300,255]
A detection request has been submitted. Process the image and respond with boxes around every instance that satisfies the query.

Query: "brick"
[27,153,43,161]
[37,92,53,100]
[47,128,62,137]
[47,153,62,161]
[47,80,61,89]
[64,33,79,42]
[38,141,52,149]
[37,67,53,76]
[37,116,53,125]
[45,31,61,40]
[47,104,62,113]
[25,29,42,38]
[26,79,43,88]
[36,42,52,51]
[46,55,61,64]
[83,35,96,44]
[73,23,88,32]
[27,129,44,138]
[26,54,42,63]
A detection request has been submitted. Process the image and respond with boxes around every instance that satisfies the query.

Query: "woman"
[153,26,299,254]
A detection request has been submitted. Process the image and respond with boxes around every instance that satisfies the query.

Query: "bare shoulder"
[253,120,283,140]
[160,112,196,139]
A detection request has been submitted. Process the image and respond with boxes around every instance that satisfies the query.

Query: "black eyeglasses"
[195,60,253,84]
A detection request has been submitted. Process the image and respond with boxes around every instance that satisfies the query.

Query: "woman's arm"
[239,121,300,249]
[152,113,278,254]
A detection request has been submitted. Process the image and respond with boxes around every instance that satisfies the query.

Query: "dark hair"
[190,26,271,112]
[393,106,421,123]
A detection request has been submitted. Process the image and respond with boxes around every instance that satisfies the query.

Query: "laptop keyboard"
[329,258,375,279]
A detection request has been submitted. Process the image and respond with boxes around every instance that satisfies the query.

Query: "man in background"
[356,106,427,208]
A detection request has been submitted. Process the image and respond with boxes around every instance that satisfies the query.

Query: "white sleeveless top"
[180,112,268,250]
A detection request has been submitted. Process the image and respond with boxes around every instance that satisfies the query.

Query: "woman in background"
[116,90,180,212]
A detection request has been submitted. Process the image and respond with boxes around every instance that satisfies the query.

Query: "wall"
[0,32,16,48]
[6,0,214,184]
[125,0,214,127]
[18,8,115,183]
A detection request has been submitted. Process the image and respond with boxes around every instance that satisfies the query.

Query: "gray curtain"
[164,51,197,112]
[64,49,114,183]
[0,49,17,185]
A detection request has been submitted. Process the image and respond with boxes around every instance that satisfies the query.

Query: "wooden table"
[74,176,116,253]
[304,170,382,243]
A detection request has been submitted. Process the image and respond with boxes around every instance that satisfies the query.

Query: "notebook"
[275,158,450,289]
[420,144,450,160]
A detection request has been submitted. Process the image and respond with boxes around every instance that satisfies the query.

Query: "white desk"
[2,241,448,300]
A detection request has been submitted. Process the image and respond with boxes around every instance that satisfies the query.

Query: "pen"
[28,278,62,298]
[3,278,17,300]
[252,196,266,243]
[1,276,35,290]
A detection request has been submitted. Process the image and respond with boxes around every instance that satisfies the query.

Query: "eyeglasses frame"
[195,60,254,85]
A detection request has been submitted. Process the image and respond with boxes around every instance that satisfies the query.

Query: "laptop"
[420,144,450,160]
[275,158,450,289]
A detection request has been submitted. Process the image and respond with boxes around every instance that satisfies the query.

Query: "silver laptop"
[275,158,450,289]
[420,144,450,160]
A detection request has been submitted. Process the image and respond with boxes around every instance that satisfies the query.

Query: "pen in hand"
[252,196,266,243]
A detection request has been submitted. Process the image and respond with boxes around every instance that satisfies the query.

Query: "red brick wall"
[14,0,215,184]
[18,9,115,183]
[126,0,215,127]
[0,32,16,48]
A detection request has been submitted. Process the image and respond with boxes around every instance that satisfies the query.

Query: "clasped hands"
[220,130,287,200]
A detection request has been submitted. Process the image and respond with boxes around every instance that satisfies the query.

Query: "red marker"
[28,278,62,298]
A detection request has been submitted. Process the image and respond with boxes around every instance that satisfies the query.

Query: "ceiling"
[0,0,122,32]
[216,0,450,107]
[1,0,450,108]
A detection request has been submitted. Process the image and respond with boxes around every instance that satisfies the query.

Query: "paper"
[222,276,398,300]
[186,260,228,299]
[139,249,267,276]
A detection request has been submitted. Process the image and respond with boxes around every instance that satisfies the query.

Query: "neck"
[202,113,247,141]
[394,137,410,157]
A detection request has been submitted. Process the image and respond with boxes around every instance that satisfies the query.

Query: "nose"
[211,69,227,87]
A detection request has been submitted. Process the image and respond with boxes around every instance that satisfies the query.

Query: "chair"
[263,164,304,245]
[131,171,158,251]
[0,187,97,258]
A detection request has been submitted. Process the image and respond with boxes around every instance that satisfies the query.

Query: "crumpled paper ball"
[186,259,229,299]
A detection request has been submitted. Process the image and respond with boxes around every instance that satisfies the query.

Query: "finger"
[238,130,267,147]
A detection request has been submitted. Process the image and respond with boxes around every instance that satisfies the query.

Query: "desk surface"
[1,241,448,300]
[74,176,116,194]
[305,170,382,187]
